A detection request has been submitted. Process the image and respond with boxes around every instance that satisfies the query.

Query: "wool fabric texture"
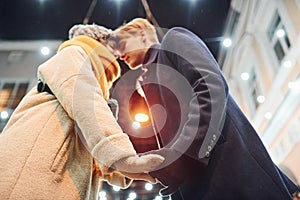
[69,24,112,44]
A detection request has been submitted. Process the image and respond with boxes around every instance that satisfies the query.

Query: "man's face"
[116,34,148,70]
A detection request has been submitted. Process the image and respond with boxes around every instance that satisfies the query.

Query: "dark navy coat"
[137,27,297,200]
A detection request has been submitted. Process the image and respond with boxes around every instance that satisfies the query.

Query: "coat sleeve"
[37,46,136,168]
[158,27,229,163]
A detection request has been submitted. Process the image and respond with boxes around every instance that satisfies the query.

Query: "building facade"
[218,0,300,185]
[0,40,61,131]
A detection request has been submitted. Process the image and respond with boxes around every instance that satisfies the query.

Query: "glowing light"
[145,183,153,191]
[222,38,232,47]
[132,121,141,129]
[241,72,250,81]
[264,112,273,120]
[288,81,300,92]
[283,60,292,68]
[99,191,106,197]
[134,113,149,122]
[276,29,285,38]
[129,192,137,199]
[99,190,107,200]
[256,95,265,103]
[113,186,121,192]
[0,111,9,119]
[154,196,163,200]
[41,46,50,55]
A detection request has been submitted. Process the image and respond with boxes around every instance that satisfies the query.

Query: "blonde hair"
[114,18,159,43]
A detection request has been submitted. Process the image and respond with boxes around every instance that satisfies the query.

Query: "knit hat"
[68,24,112,45]
[68,24,119,57]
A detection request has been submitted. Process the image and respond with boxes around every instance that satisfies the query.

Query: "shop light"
[145,183,153,191]
[222,38,232,47]
[0,110,9,119]
[41,46,50,55]
[257,95,265,103]
[241,72,250,81]
[276,29,285,38]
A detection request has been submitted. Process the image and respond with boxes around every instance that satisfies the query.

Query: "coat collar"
[143,44,160,66]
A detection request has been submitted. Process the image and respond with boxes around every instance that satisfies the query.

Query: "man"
[113,18,298,199]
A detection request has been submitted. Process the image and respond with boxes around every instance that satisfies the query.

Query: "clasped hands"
[140,148,195,197]
[111,148,194,196]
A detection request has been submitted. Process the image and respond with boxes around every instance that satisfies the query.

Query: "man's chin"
[128,63,142,70]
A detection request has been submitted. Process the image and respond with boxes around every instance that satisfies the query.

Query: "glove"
[112,154,164,173]
[119,171,157,184]
[140,148,199,197]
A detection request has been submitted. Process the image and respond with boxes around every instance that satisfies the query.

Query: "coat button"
[213,134,216,140]
[205,151,210,157]
[208,145,212,151]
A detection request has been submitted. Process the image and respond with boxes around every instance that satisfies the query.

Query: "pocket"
[50,133,71,174]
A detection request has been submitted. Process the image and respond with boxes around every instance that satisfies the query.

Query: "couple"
[0,18,298,200]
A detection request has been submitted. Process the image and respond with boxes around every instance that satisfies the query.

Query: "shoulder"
[164,27,195,38]
[58,45,88,59]
[160,27,205,50]
[162,27,200,43]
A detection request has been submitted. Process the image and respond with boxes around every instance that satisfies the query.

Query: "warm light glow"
[241,72,250,81]
[134,113,149,122]
[132,121,141,129]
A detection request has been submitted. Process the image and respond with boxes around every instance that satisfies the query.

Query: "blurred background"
[0,0,299,199]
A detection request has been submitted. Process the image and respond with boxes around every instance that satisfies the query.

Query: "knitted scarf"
[58,35,121,100]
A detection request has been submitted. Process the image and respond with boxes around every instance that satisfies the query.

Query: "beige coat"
[0,46,137,200]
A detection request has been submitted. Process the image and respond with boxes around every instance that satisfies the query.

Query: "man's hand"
[140,148,199,196]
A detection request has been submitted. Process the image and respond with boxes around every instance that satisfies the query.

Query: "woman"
[0,24,163,200]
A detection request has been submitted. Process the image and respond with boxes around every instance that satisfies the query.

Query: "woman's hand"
[112,154,164,173]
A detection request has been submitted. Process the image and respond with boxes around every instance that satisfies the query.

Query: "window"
[228,9,240,36]
[267,10,291,64]
[248,68,260,108]
[0,83,15,109]
[0,80,29,132]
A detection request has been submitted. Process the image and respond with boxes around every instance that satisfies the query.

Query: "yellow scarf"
[58,35,121,100]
